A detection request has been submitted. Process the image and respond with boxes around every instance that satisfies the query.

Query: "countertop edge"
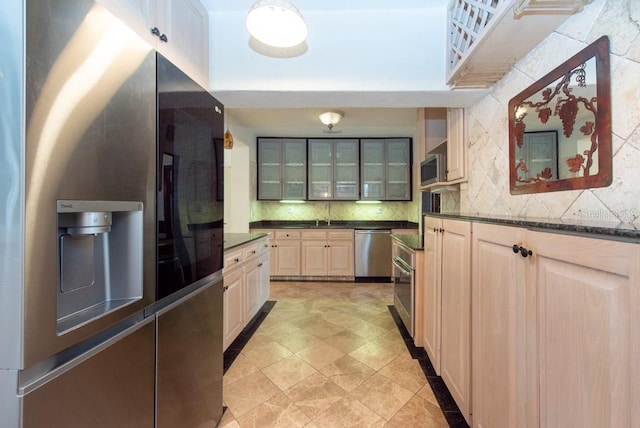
[424,213,640,241]
[224,233,269,251]
[249,220,419,230]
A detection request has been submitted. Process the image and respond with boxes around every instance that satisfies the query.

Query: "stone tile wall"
[459,0,640,226]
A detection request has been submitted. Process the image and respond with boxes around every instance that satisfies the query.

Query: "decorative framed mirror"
[509,36,611,195]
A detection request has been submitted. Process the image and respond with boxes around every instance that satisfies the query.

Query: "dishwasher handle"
[355,229,391,234]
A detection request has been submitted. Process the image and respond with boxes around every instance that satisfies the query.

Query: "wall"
[459,0,640,226]
[223,115,255,233]
[231,121,423,226]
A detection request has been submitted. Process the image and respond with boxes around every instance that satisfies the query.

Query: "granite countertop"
[391,233,424,251]
[250,220,419,230]
[425,213,640,241]
[224,233,268,250]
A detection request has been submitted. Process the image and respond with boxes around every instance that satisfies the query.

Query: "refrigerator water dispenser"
[56,200,144,334]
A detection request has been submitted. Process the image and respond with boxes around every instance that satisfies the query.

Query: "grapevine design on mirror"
[513,62,598,182]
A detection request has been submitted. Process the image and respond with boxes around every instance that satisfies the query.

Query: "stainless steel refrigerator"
[0,0,223,426]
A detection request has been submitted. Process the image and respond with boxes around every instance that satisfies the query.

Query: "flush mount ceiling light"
[246,0,308,48]
[319,111,343,133]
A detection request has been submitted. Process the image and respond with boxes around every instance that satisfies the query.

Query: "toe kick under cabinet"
[222,236,270,350]
[425,215,640,427]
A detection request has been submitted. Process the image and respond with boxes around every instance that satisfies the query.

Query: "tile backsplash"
[252,201,417,223]
[457,0,640,227]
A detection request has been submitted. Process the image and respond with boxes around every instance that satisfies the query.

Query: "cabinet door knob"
[159,33,168,43]
[520,247,533,258]
[151,27,160,36]
[433,228,438,233]
[513,245,533,258]
[439,228,444,233]
[234,257,240,262]
[252,250,256,254]
[258,263,263,267]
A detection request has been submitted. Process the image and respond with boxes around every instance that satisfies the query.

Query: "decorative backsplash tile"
[254,200,418,222]
[458,0,640,226]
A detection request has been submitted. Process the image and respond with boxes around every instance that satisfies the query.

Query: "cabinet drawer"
[243,243,259,261]
[301,230,327,240]
[274,230,300,240]
[224,249,243,270]
[328,230,353,240]
[256,238,270,255]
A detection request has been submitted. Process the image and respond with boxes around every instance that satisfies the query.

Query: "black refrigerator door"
[156,54,224,300]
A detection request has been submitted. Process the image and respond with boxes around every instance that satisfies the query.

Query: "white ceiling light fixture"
[319,111,343,133]
[246,0,308,48]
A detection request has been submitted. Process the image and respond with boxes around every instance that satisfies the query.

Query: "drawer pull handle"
[234,257,240,262]
[258,263,263,267]
[252,250,256,254]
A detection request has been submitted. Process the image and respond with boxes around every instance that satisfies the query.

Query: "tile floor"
[219,281,462,428]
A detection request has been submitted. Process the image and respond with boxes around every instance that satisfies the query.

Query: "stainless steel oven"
[393,242,415,337]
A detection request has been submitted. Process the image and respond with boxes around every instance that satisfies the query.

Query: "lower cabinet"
[301,229,354,276]
[423,216,471,424]
[273,230,302,276]
[251,228,355,278]
[223,236,270,350]
[223,268,245,350]
[472,222,640,428]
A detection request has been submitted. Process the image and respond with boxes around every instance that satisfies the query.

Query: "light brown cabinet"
[272,230,301,276]
[301,230,354,276]
[222,236,270,350]
[445,108,465,181]
[222,268,244,350]
[472,222,640,428]
[423,216,471,424]
[419,108,466,188]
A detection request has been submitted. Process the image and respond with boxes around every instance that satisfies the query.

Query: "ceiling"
[202,0,489,135]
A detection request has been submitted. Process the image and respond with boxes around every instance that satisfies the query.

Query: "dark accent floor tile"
[387,305,469,428]
[223,301,276,373]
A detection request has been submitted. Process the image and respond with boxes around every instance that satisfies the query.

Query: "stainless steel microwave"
[420,154,446,186]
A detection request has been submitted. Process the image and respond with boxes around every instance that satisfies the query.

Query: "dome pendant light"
[246,0,308,48]
[319,111,343,133]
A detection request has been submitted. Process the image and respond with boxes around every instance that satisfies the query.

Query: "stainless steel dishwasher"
[355,229,392,280]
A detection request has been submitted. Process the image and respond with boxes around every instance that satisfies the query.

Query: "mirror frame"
[508,36,611,195]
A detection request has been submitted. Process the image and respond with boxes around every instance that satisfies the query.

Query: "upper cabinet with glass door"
[308,139,359,200]
[257,138,307,200]
[361,138,412,201]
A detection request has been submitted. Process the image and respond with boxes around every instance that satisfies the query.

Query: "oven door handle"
[393,257,412,276]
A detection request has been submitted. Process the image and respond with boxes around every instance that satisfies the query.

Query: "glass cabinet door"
[386,138,411,200]
[308,140,333,199]
[360,139,385,200]
[334,139,359,200]
[282,139,307,200]
[258,139,283,200]
[258,138,307,200]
